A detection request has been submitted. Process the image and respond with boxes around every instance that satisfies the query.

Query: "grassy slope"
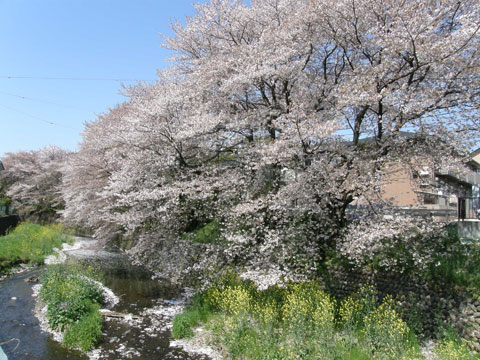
[0,223,72,274]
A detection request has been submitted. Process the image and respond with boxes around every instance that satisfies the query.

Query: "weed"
[172,293,214,339]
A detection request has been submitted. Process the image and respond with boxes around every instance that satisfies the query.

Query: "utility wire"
[0,103,76,130]
[1,74,477,82]
[0,90,90,112]
[0,75,155,82]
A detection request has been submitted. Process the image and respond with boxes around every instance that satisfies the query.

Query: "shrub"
[219,286,252,316]
[282,282,335,335]
[338,285,377,328]
[363,297,412,358]
[426,229,480,298]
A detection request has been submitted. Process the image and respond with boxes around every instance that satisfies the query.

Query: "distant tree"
[2,146,71,221]
[61,104,131,238]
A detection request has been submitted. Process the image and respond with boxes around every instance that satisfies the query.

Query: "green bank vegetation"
[39,264,105,351]
[173,275,476,360]
[0,223,72,274]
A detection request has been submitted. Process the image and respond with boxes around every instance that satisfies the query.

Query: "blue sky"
[0,0,201,157]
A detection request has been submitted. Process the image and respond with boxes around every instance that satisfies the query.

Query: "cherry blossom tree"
[163,0,479,223]
[62,0,480,273]
[98,78,254,237]
[61,103,132,238]
[1,146,71,221]
[163,0,479,242]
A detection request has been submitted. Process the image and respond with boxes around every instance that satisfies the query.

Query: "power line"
[0,75,156,82]
[0,90,90,112]
[0,103,76,130]
[0,73,476,84]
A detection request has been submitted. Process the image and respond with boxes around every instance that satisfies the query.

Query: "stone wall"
[454,298,480,351]
[324,267,480,350]
[458,220,480,240]
[0,215,20,236]
[129,233,480,350]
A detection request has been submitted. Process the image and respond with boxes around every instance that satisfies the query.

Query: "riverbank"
[0,269,86,359]
[0,230,220,359]
[31,236,214,360]
[171,275,479,360]
[0,223,72,277]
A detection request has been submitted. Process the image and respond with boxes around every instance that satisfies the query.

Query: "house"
[352,135,480,221]
[377,155,480,221]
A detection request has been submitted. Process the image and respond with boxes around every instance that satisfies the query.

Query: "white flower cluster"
[339,215,444,272]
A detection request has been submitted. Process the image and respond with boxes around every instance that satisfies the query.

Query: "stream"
[0,238,211,360]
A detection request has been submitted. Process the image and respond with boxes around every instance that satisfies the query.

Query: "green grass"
[39,264,105,351]
[172,293,214,338]
[0,223,72,274]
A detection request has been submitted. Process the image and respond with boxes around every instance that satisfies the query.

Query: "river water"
[0,239,210,360]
